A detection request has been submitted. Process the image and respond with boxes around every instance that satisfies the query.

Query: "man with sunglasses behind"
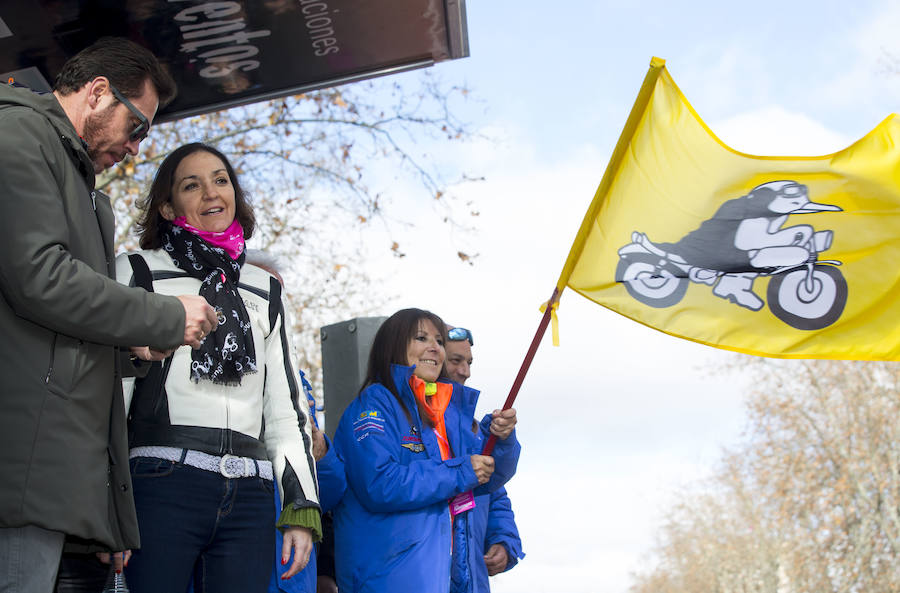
[444,327,525,592]
[0,37,219,592]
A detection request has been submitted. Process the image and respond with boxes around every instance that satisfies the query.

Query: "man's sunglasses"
[447,327,474,346]
[109,83,150,142]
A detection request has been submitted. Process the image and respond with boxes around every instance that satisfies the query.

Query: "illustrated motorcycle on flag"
[615,180,847,331]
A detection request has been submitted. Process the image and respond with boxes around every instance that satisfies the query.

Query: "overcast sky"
[334,2,900,591]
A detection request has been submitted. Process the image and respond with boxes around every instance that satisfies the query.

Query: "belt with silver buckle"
[129,446,273,480]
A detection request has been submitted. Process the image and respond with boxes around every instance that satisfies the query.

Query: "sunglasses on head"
[109,83,150,143]
[447,327,474,346]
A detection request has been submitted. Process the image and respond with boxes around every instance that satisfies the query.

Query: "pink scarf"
[173,217,245,261]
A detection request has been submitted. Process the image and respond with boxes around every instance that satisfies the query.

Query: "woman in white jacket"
[116,143,320,593]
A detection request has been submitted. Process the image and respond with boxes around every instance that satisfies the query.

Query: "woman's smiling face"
[162,150,236,232]
[406,319,445,382]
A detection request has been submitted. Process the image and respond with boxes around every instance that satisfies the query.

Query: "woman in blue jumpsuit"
[333,308,519,593]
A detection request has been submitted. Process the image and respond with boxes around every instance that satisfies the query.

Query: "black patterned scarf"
[161,222,257,385]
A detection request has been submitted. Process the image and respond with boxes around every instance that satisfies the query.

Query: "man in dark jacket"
[0,37,219,592]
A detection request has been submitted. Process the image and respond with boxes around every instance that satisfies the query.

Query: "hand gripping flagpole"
[481,286,560,456]
[480,58,667,456]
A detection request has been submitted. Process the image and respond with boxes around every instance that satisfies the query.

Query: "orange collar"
[410,375,454,459]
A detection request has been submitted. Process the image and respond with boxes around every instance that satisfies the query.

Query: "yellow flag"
[557,57,900,360]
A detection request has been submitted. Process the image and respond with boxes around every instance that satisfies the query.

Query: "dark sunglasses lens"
[130,123,148,142]
[447,328,473,345]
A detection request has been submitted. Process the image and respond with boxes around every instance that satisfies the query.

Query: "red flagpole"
[481,286,560,455]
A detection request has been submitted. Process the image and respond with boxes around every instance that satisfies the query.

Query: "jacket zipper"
[225,391,233,454]
[44,334,58,383]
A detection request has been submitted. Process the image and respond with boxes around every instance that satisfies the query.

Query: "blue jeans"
[124,458,275,593]
[0,525,65,593]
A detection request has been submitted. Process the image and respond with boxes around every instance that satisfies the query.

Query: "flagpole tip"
[650,56,666,68]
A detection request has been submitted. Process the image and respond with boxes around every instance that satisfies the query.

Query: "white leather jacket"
[115,249,319,513]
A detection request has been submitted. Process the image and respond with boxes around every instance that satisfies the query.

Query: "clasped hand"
[489,408,517,440]
[469,454,495,484]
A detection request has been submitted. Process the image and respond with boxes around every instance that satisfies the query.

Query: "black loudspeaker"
[320,317,386,439]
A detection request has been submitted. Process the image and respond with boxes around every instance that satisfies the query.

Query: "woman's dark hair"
[53,37,177,107]
[362,308,447,424]
[135,143,256,249]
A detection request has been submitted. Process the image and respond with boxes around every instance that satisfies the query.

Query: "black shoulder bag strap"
[124,253,164,426]
[268,275,282,333]
[128,253,154,293]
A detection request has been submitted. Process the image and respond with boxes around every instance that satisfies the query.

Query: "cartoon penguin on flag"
[655,180,842,309]
[617,180,847,330]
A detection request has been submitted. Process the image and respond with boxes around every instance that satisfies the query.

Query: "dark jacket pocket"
[45,334,83,399]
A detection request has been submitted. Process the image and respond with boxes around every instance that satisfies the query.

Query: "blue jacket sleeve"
[335,385,481,513]
[484,487,525,571]
[315,435,346,513]
[475,414,520,495]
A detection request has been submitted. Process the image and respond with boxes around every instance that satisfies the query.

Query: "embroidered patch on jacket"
[353,410,385,440]
[401,435,425,453]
